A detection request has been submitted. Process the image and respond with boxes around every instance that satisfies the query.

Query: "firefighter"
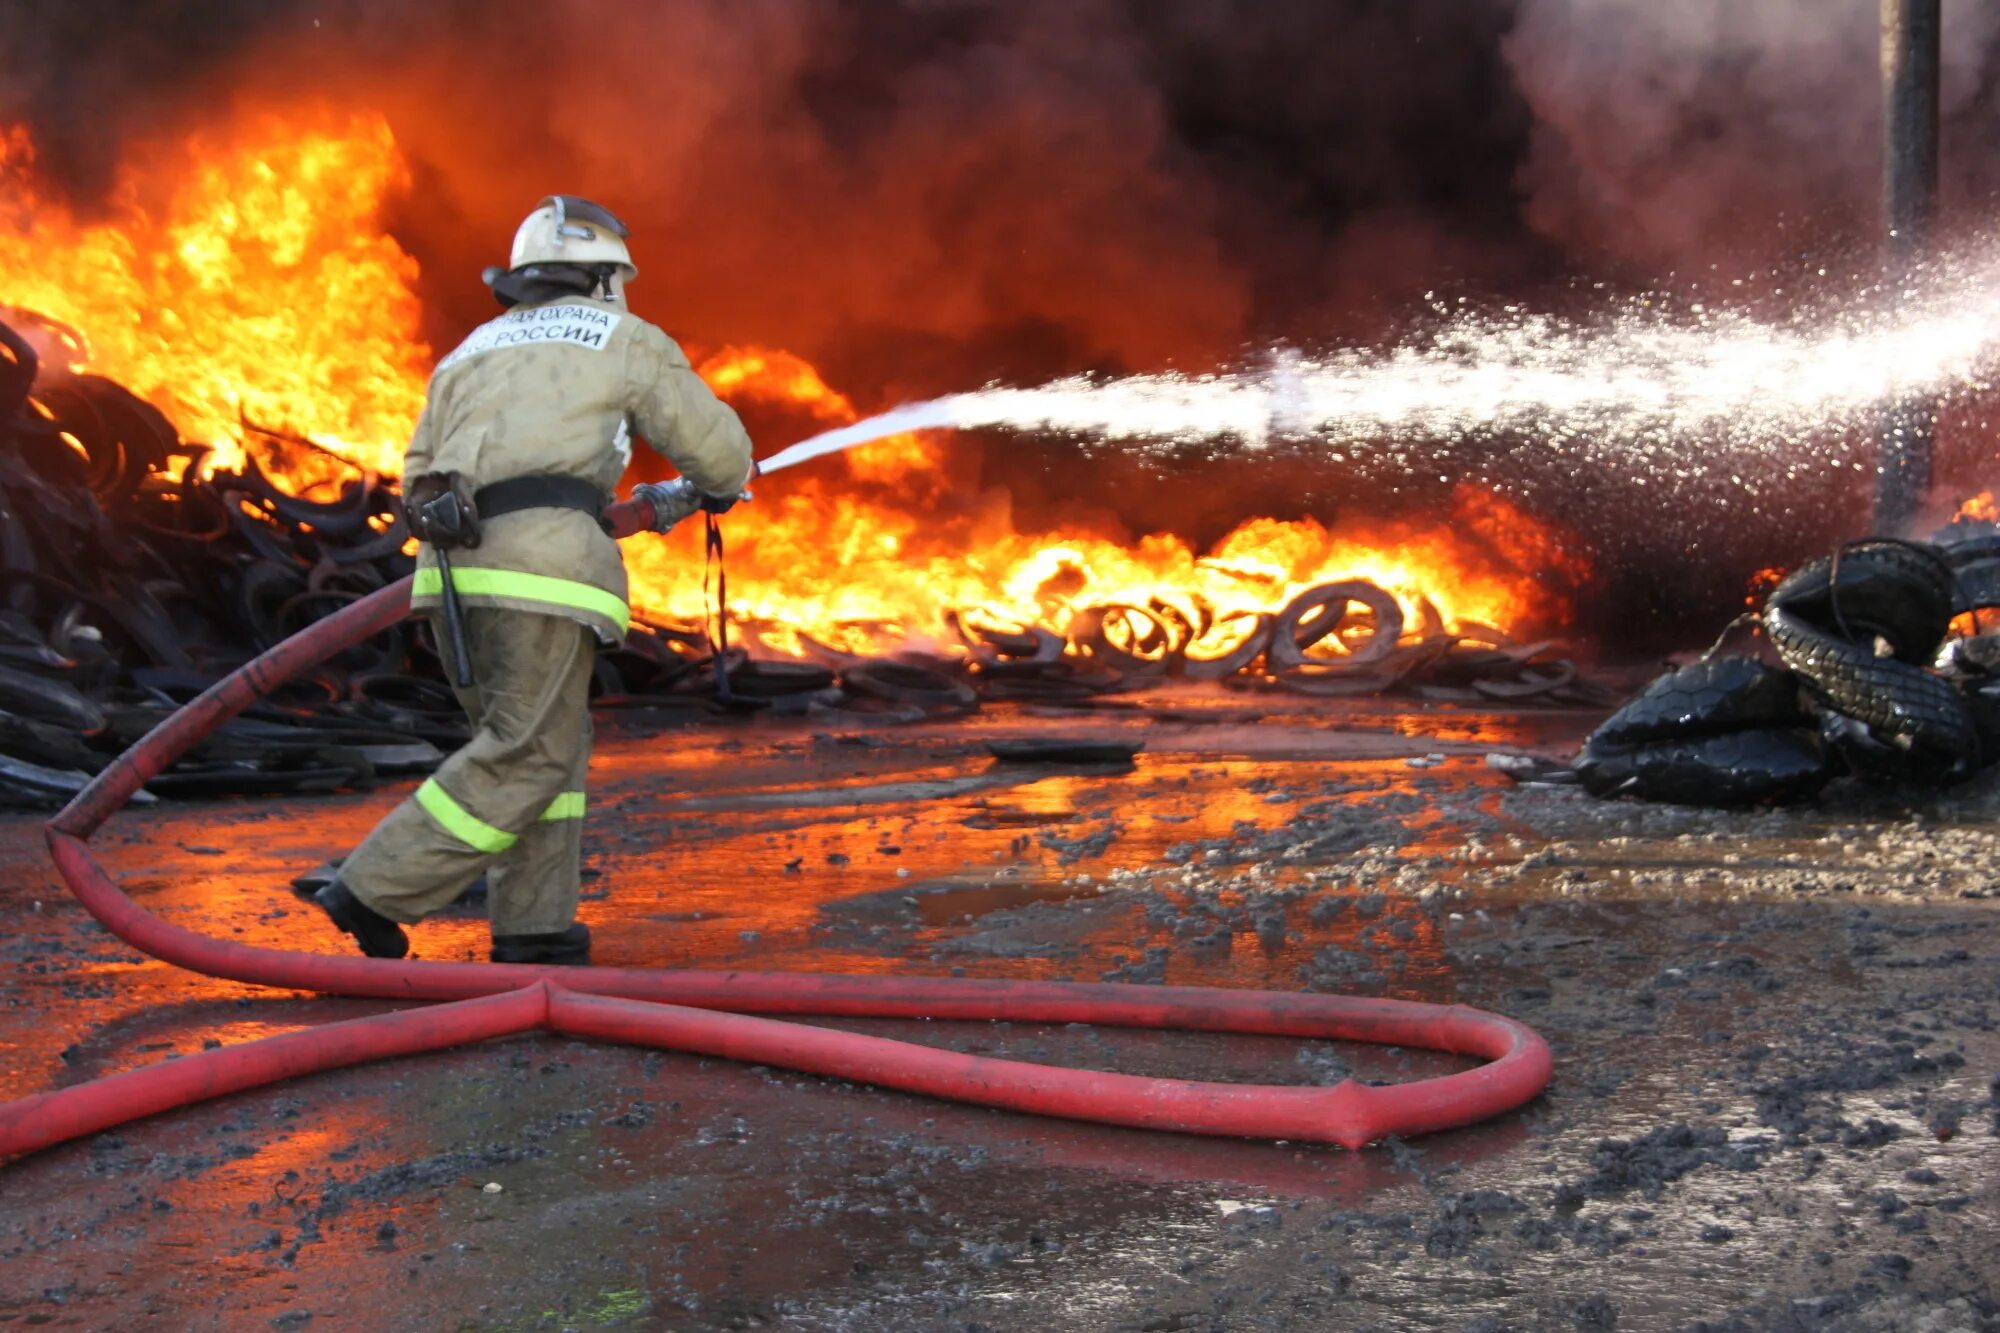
[313,195,753,965]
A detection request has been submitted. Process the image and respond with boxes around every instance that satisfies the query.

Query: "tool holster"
[404,471,483,550]
[405,472,480,688]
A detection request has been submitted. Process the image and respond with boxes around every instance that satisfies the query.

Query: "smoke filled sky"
[5,1,2000,642]
[5,0,1997,403]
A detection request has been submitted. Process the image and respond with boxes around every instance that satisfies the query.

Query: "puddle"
[829,877,1105,929]
[3,695,1996,1330]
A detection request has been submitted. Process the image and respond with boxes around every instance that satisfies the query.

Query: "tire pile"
[1575,530,2000,807]
[928,590,1610,707]
[0,316,459,807]
[1,312,1602,808]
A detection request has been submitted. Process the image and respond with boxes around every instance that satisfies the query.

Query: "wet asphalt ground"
[0,690,1995,1331]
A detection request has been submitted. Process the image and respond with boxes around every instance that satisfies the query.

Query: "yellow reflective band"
[539,791,586,821]
[414,566,630,633]
[415,778,518,854]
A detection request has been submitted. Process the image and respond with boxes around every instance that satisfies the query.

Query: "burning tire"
[1267,581,1404,672]
[1069,603,1177,676]
[1180,611,1273,682]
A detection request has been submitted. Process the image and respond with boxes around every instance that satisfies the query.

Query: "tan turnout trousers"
[340,608,595,936]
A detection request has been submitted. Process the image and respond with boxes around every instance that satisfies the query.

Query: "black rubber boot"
[490,922,591,966]
[314,880,411,959]
[288,858,342,897]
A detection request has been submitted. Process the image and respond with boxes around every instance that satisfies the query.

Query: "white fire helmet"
[507,195,636,278]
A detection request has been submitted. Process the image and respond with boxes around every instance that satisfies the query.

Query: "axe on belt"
[404,472,480,689]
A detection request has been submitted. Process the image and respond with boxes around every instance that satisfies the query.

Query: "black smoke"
[4,1,1999,648]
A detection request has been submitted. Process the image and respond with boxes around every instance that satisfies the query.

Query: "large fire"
[0,112,1582,652]
[0,114,429,478]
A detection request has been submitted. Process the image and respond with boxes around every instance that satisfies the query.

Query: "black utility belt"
[473,474,611,533]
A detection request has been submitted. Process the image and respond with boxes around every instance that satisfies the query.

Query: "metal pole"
[1875,0,1941,533]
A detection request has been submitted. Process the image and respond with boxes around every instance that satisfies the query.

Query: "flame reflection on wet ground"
[3,695,1995,1328]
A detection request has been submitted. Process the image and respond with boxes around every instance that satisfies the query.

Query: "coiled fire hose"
[2,495,1551,1159]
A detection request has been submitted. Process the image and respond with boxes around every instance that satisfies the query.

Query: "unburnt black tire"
[724,659,837,700]
[71,577,193,670]
[1960,680,2000,760]
[145,760,367,799]
[842,660,977,711]
[265,673,351,712]
[1765,605,1980,779]
[307,559,385,597]
[0,754,94,806]
[973,656,1128,700]
[975,674,1102,702]
[598,646,686,695]
[0,487,39,585]
[1575,727,1833,806]
[0,711,108,773]
[589,655,627,700]
[1580,658,1838,806]
[668,648,750,697]
[1935,534,2000,620]
[125,474,234,549]
[128,667,226,705]
[1587,657,1809,751]
[237,560,310,652]
[0,316,36,423]
[142,672,345,722]
[275,590,404,676]
[351,673,465,740]
[591,694,726,717]
[1268,581,1404,671]
[0,610,67,670]
[1765,540,1954,665]
[0,662,106,734]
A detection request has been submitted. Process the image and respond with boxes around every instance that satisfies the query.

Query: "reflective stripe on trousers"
[414,779,585,853]
[336,607,597,936]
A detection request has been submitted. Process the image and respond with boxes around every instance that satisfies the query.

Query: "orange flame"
[0,112,429,478]
[1745,565,1785,608]
[1957,491,1998,524]
[0,113,1582,651]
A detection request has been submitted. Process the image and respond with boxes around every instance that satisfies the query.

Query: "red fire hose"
[6,498,1552,1159]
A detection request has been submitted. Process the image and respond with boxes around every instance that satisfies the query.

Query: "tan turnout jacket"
[405,294,753,643]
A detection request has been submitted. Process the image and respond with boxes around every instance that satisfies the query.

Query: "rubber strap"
[414,778,519,854]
